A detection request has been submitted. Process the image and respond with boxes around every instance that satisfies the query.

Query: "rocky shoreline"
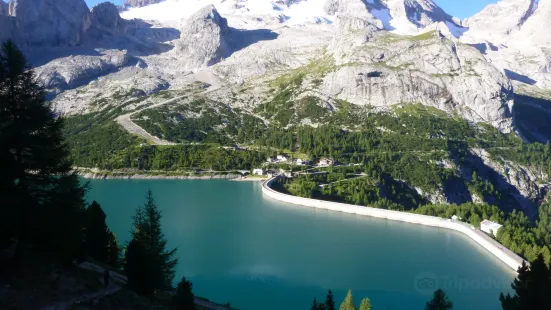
[76,169,241,180]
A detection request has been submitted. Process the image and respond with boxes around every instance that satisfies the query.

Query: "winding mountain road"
[116,71,222,145]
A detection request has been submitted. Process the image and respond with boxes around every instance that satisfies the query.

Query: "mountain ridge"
[0,0,549,137]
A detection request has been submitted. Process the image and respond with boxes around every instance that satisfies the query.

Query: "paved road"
[117,71,222,145]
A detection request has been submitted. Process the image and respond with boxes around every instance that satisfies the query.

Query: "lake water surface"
[86,179,515,310]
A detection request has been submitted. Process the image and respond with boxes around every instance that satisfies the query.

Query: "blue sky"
[84,0,499,19]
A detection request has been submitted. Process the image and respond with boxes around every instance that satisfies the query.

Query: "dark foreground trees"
[311,290,370,310]
[0,40,87,265]
[500,254,551,310]
[125,189,178,295]
[426,289,453,310]
[310,290,336,310]
[84,201,120,267]
[174,276,195,310]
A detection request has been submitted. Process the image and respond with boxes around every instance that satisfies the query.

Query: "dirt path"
[194,298,231,310]
[116,71,222,145]
[40,281,121,310]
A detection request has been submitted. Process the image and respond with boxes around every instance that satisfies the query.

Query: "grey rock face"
[90,2,126,34]
[0,15,15,43]
[323,0,339,15]
[469,148,549,217]
[463,0,535,44]
[325,0,458,31]
[176,5,231,69]
[336,0,383,31]
[514,0,551,47]
[0,1,8,15]
[36,50,130,94]
[325,31,514,131]
[9,0,91,46]
[394,0,456,27]
[123,0,164,9]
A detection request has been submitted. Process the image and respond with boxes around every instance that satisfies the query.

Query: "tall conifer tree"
[125,189,178,294]
[425,289,453,310]
[0,40,86,263]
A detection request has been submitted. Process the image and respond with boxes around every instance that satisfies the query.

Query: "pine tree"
[84,201,110,263]
[425,289,453,310]
[174,276,195,310]
[311,298,320,310]
[325,290,336,310]
[359,298,371,310]
[499,255,551,310]
[0,40,86,263]
[124,238,155,295]
[107,231,120,268]
[125,189,178,294]
[339,290,357,310]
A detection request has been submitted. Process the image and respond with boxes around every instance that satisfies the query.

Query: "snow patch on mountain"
[121,0,334,25]
[120,0,460,35]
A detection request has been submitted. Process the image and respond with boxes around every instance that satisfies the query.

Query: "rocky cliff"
[463,0,535,45]
[324,27,514,131]
[0,1,8,15]
[8,0,91,47]
[89,2,127,34]
[176,4,231,70]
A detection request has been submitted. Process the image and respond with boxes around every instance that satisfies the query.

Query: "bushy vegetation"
[132,99,240,144]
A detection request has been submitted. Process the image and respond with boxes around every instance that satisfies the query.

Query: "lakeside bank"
[75,167,244,180]
[262,177,526,272]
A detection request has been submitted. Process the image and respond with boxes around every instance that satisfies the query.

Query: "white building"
[480,220,503,237]
[317,158,334,167]
[252,168,265,176]
[296,159,310,166]
[276,155,289,162]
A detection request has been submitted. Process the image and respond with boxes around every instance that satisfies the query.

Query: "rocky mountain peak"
[184,4,229,34]
[514,0,551,47]
[463,0,535,44]
[398,0,456,27]
[176,4,231,69]
[90,2,125,33]
[335,0,384,30]
[324,0,458,33]
[7,0,91,46]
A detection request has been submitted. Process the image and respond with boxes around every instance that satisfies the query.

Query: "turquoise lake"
[86,179,516,310]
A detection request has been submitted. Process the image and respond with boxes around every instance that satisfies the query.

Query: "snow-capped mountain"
[0,0,550,136]
[120,0,460,33]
